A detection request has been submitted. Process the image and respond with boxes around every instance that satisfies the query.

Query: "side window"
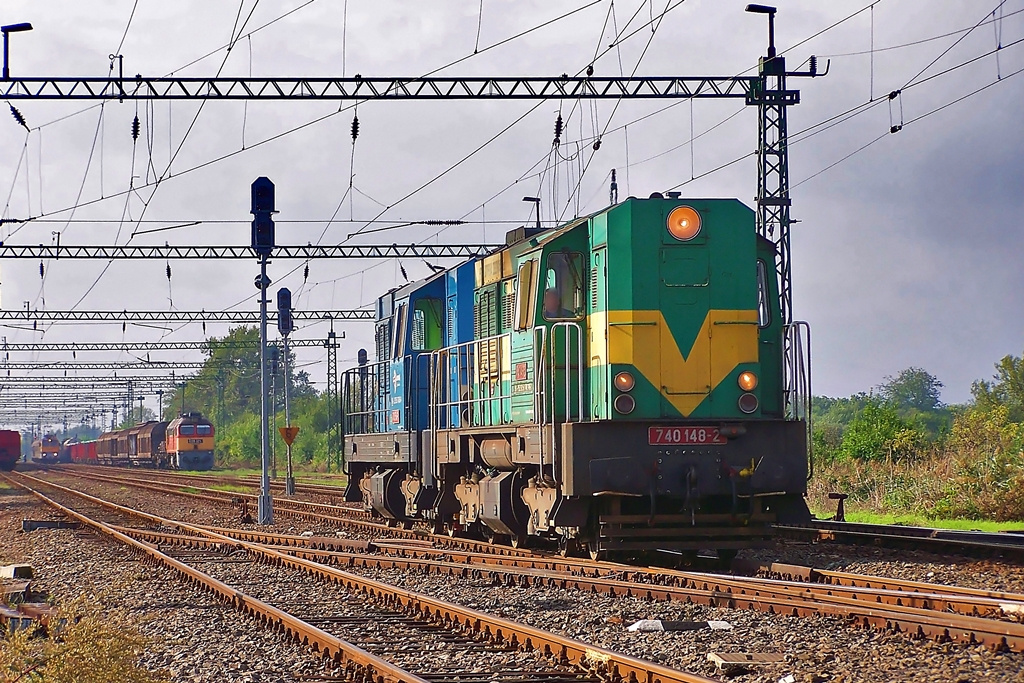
[542,251,584,321]
[392,303,407,359]
[411,298,443,351]
[757,260,771,328]
[514,260,535,330]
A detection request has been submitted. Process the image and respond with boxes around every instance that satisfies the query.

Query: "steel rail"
[9,472,721,683]
[34,469,1024,647]
[53,468,536,557]
[114,522,1024,625]
[746,561,1024,609]
[52,467,1024,622]
[775,522,1024,559]
[2,474,429,683]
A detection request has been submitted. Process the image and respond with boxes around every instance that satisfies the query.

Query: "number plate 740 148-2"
[648,426,726,446]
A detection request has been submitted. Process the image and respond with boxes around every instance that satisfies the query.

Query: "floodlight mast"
[1,22,32,81]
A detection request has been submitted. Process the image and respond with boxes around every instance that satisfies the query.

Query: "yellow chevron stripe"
[590,309,758,416]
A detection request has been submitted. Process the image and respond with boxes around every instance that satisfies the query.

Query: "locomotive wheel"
[510,534,529,550]
[716,549,739,569]
[557,536,579,558]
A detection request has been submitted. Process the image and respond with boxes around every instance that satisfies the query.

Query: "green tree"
[878,367,943,412]
[972,351,1024,422]
[162,326,315,426]
[839,399,923,462]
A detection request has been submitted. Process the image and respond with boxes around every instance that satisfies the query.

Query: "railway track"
[776,520,1024,560]
[12,470,1024,653]
[55,464,1024,563]
[5,472,720,683]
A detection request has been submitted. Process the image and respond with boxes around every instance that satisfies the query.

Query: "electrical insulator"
[553,114,563,146]
[9,105,29,131]
[809,55,817,76]
[586,64,594,77]
[303,263,309,282]
[39,262,44,278]
[351,114,360,141]
[132,115,140,141]
[166,264,172,280]
[400,264,408,281]
[593,139,601,151]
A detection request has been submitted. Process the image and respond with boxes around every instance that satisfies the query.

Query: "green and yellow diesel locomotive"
[344,193,811,559]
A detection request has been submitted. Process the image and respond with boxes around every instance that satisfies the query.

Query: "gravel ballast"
[7,470,1024,682]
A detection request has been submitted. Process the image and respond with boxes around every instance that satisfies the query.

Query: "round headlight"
[667,206,701,241]
[738,393,759,414]
[614,371,635,392]
[738,371,758,391]
[614,394,635,415]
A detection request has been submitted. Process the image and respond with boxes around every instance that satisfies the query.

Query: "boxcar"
[0,430,21,471]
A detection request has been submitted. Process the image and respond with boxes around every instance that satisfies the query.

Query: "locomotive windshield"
[411,298,443,351]
[180,425,195,435]
[543,251,584,321]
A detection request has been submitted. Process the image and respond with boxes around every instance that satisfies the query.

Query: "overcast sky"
[1,0,1022,427]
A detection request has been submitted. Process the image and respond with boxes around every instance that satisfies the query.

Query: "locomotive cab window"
[197,425,212,436]
[543,251,584,321]
[411,298,443,351]
[514,260,536,330]
[756,259,771,328]
[180,425,195,436]
[392,303,407,359]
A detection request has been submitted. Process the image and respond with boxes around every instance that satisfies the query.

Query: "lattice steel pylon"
[324,328,340,473]
[752,53,797,326]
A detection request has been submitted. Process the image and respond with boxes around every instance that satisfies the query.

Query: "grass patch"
[179,486,200,495]
[0,480,10,490]
[824,509,1024,532]
[207,483,248,493]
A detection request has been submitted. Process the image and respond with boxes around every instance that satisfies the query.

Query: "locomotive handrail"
[533,325,548,477]
[428,333,513,432]
[550,322,584,425]
[784,321,813,480]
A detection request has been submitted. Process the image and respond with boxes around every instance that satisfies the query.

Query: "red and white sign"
[648,426,726,446]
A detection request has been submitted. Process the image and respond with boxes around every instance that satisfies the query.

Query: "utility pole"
[252,176,276,525]
[277,287,297,496]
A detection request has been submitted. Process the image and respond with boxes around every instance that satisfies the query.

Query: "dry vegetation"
[0,598,167,683]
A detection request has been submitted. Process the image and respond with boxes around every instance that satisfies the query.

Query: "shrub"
[0,598,167,683]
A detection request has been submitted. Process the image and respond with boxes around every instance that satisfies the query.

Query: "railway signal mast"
[252,177,276,525]
[277,287,298,496]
